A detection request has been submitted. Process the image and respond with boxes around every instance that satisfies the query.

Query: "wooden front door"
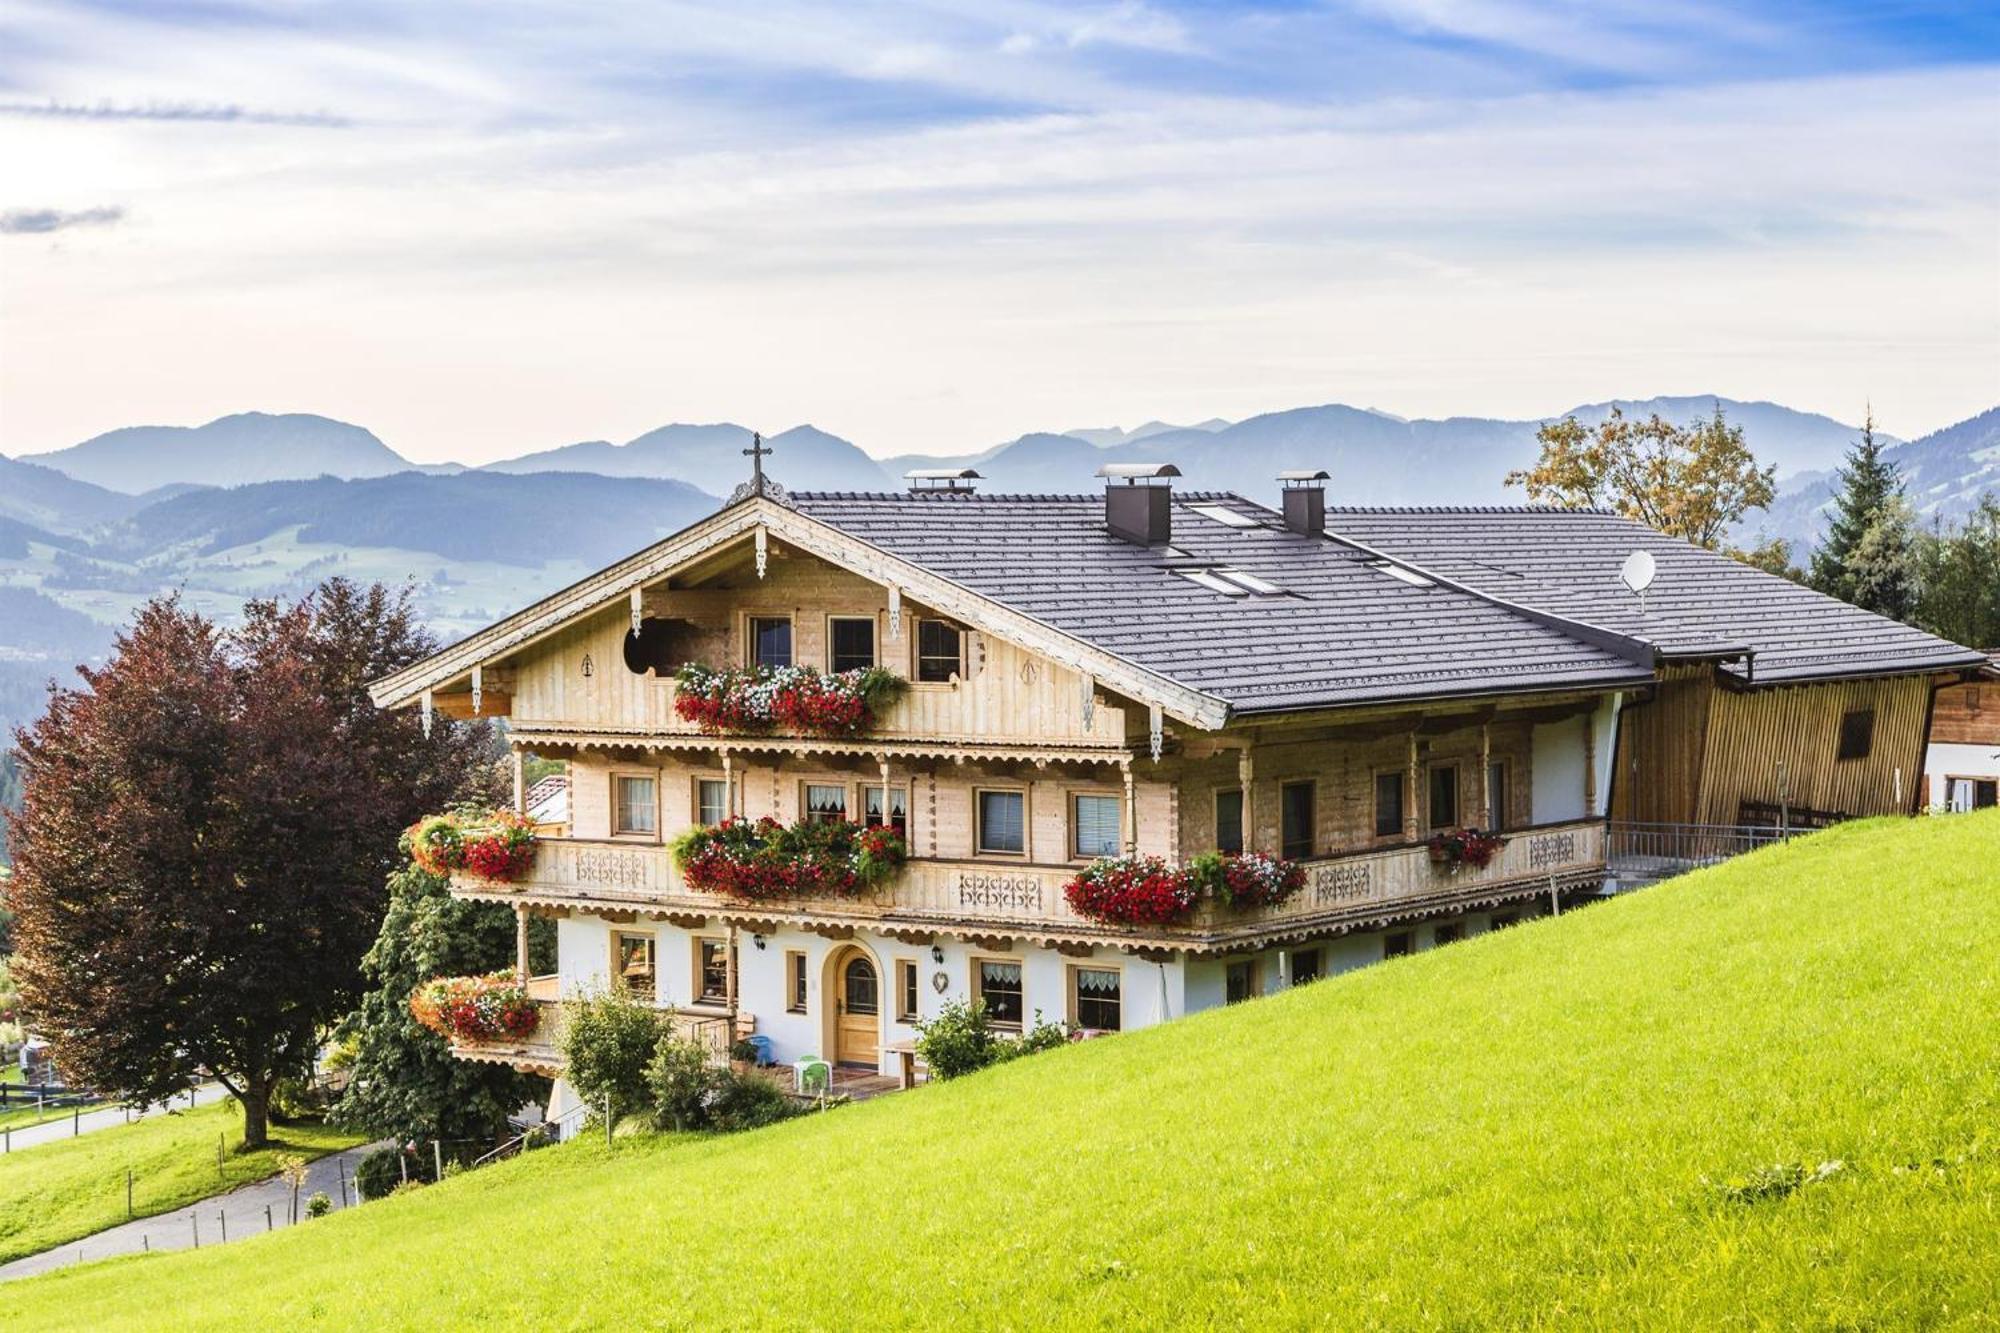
[835,952,880,1068]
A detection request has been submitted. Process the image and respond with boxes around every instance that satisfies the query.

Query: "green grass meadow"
[9,812,2000,1328]
[0,1100,362,1265]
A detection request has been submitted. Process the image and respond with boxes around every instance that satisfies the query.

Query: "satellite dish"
[1619,550,1657,596]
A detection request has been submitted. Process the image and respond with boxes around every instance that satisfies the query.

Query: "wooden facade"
[1612,668,1936,826]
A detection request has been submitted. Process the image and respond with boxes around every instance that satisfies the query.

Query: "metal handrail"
[470,1100,591,1169]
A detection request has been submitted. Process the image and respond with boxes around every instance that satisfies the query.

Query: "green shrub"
[561,989,671,1127]
[304,1191,332,1219]
[646,1034,713,1132]
[1012,1013,1075,1057]
[354,1146,406,1200]
[913,999,1000,1079]
[706,1069,802,1132]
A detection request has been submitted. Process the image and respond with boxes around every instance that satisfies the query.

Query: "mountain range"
[0,394,1990,739]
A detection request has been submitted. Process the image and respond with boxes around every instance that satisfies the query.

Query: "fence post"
[398,1152,408,1185]
[218,1209,227,1243]
[127,1167,134,1219]
[192,1213,200,1249]
[217,1132,225,1182]
[266,1204,274,1231]
[143,1233,149,1253]
[433,1139,443,1184]
[339,1156,350,1208]
[74,1105,81,1136]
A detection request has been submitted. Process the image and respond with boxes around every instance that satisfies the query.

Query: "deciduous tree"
[7,583,494,1147]
[1913,496,2000,649]
[1506,404,1776,549]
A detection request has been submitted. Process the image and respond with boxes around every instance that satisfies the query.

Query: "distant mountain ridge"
[480,423,895,492]
[24,412,410,494]
[1757,406,2000,554]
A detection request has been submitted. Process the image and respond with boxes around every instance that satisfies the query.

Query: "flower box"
[1427,827,1505,870]
[410,973,539,1043]
[1063,856,1202,927]
[672,664,906,737]
[672,816,908,900]
[1187,851,1307,910]
[406,808,538,882]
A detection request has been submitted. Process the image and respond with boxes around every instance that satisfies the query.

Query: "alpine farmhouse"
[368,461,1990,1108]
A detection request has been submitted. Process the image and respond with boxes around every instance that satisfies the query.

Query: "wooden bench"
[883,1041,926,1090]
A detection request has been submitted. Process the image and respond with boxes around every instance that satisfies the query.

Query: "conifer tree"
[1809,408,1915,617]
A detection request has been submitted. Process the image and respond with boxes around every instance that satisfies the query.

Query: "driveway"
[0,1140,385,1282]
[0,1083,231,1154]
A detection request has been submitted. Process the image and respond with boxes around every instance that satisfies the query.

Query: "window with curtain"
[975,959,1024,1028]
[977,790,1025,855]
[1374,771,1404,838]
[1072,966,1121,1030]
[697,938,734,1003]
[697,778,728,826]
[750,616,793,669]
[805,783,848,823]
[1214,788,1243,854]
[614,775,657,836]
[861,784,908,835]
[1280,782,1314,860]
[1071,793,1121,858]
[614,933,656,998]
[829,616,877,672]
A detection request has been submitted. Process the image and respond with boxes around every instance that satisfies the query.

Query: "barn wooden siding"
[1695,674,1933,823]
[1930,679,2000,747]
[1609,664,1712,825]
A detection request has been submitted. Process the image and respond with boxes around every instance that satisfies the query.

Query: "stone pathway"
[0,1141,385,1282]
[1,1083,231,1154]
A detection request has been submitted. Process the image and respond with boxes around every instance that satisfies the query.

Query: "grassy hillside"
[12,814,2000,1327]
[0,1102,361,1265]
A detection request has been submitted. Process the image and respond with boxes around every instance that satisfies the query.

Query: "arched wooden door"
[834,950,880,1068]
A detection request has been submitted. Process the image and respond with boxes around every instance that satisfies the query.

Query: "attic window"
[1187,504,1259,529]
[1368,560,1435,588]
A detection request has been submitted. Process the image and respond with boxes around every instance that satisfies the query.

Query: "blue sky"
[1,0,1995,462]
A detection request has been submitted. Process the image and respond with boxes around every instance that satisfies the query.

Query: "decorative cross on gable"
[724,430,795,508]
[743,431,770,489]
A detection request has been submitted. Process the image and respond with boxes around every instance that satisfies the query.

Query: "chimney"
[904,467,982,495]
[1278,469,1329,535]
[1097,463,1180,546]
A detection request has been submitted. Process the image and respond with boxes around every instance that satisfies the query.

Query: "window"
[1837,709,1875,761]
[861,784,909,836]
[1071,966,1122,1031]
[613,774,658,837]
[895,959,919,1022]
[749,616,792,669]
[785,951,808,1013]
[804,782,848,823]
[1950,777,1999,811]
[1434,921,1465,946]
[977,789,1026,855]
[1071,793,1122,859]
[1289,947,1321,985]
[695,938,735,1004]
[1490,911,1520,931]
[695,778,728,826]
[1225,959,1260,1004]
[1428,764,1460,830]
[1374,771,1405,838]
[973,959,1024,1029]
[1486,761,1508,832]
[1280,781,1315,860]
[1383,931,1414,958]
[613,932,656,998]
[916,620,963,683]
[1214,788,1243,855]
[829,616,877,672]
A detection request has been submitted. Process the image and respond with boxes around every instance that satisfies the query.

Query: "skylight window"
[1215,568,1284,595]
[1368,560,1435,588]
[1187,504,1259,529]
[1180,570,1249,597]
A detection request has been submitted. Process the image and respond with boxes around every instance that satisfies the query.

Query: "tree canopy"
[6,580,496,1145]
[1808,410,1917,619]
[1506,404,1776,550]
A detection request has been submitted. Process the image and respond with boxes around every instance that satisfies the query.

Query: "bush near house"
[10,813,2000,1328]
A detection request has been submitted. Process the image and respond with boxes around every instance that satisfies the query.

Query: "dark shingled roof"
[794,491,1655,712]
[1324,506,1987,685]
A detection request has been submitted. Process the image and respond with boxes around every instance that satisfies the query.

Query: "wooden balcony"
[452,818,1606,954]
[448,980,736,1078]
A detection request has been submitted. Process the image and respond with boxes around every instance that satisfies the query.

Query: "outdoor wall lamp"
[930,944,945,964]
[752,934,767,950]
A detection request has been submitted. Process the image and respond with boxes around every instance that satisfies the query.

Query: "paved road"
[0,1083,232,1154]
[0,1141,385,1282]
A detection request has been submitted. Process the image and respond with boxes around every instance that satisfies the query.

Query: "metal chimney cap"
[1096,462,1182,482]
[1277,469,1331,483]
[904,468,984,481]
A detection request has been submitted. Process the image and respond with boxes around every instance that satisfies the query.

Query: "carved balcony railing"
[448,981,735,1076]
[452,818,1607,950]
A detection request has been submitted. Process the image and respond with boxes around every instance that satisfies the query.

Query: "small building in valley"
[1923,660,2000,811]
[368,458,1986,1105]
